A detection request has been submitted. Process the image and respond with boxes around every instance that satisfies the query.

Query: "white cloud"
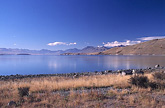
[47,42,76,46]
[47,42,66,46]
[68,42,77,45]
[13,43,17,46]
[103,40,141,47]
[97,46,102,48]
[138,36,165,40]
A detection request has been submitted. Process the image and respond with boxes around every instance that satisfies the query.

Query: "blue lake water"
[0,55,165,75]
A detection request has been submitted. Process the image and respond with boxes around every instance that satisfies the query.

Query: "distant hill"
[0,48,60,55]
[61,46,110,55]
[79,46,109,53]
[90,38,165,55]
[64,48,81,53]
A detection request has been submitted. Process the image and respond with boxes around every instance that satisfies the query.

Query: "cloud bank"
[138,36,165,40]
[103,40,141,47]
[47,42,76,46]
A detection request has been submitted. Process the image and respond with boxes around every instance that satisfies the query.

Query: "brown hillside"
[92,38,165,55]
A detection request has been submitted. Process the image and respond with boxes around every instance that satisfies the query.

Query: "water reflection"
[46,55,165,73]
[0,55,165,75]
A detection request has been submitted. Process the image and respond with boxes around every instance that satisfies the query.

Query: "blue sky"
[0,0,165,50]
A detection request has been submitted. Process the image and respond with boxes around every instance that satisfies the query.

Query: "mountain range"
[0,46,110,55]
[1,38,164,55]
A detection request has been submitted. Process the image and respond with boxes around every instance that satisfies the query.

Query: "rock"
[1,77,4,80]
[132,70,144,75]
[104,70,112,74]
[117,70,121,73]
[155,64,160,68]
[73,74,78,78]
[121,72,126,76]
[121,70,132,75]
[8,101,16,106]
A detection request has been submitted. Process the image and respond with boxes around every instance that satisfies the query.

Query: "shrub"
[152,72,165,90]
[129,76,149,88]
[152,72,165,80]
[18,87,30,97]
[148,81,158,90]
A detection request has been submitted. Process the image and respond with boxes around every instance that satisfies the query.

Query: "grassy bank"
[0,72,164,108]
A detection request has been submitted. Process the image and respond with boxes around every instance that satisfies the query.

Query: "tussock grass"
[0,74,130,107]
[0,73,164,107]
[0,74,131,93]
[127,93,164,108]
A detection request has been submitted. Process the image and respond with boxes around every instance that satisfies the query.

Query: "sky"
[0,0,165,50]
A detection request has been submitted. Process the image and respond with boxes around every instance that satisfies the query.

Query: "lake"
[0,55,165,75]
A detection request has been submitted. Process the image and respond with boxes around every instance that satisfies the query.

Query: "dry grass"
[29,89,106,108]
[127,92,165,108]
[0,73,164,108]
[107,89,130,97]
[0,74,130,107]
[0,74,131,93]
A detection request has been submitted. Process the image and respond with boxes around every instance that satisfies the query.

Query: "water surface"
[0,55,165,75]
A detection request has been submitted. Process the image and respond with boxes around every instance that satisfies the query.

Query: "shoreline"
[1,66,164,81]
